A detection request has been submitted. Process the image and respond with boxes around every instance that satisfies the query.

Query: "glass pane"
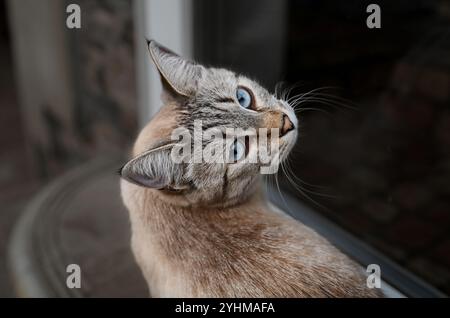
[195,0,450,295]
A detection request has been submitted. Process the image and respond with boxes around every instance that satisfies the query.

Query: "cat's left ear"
[120,143,187,190]
[147,40,204,98]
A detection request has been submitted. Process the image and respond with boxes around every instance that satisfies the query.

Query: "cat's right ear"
[147,40,204,99]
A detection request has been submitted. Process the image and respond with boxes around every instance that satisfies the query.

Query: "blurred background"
[0,0,449,297]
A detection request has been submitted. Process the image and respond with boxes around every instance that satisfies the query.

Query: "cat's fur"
[120,40,382,297]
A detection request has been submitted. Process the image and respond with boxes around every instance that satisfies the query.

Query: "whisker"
[274,81,288,99]
[282,160,338,198]
[279,161,333,213]
[298,96,357,112]
[282,82,308,101]
[287,86,338,105]
[285,86,359,117]
[309,92,358,111]
[274,169,297,218]
[294,107,332,116]
[284,156,330,190]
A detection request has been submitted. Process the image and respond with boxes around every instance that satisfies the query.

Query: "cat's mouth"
[244,129,297,163]
[279,120,298,161]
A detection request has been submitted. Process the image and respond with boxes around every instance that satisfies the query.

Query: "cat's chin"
[279,129,298,161]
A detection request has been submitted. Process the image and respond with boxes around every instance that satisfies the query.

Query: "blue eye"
[236,87,253,109]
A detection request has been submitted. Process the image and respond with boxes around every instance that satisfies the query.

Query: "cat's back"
[173,203,382,297]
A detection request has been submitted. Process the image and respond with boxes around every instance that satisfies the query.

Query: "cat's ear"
[147,39,204,98]
[120,144,186,190]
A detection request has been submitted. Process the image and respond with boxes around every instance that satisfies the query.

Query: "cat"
[120,40,383,298]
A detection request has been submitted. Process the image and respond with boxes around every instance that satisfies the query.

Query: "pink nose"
[280,114,295,137]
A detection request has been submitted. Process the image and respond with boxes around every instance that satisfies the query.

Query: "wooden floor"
[8,158,148,297]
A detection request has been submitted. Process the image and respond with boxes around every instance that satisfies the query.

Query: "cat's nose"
[280,114,295,137]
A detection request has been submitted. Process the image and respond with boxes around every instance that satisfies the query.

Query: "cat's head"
[121,40,298,207]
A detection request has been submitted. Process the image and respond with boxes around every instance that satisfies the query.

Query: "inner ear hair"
[159,74,188,104]
[146,39,204,99]
[120,143,187,190]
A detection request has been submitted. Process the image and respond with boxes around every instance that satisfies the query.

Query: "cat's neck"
[124,180,267,233]
[123,181,270,262]
[144,184,265,216]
